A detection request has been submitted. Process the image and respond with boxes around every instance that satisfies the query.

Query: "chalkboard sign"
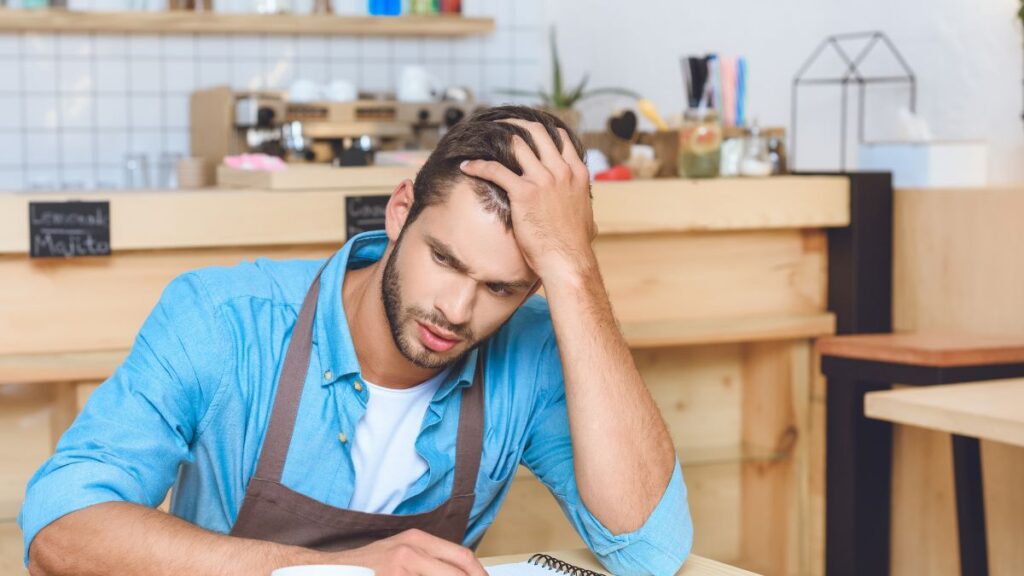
[346,195,389,240]
[29,201,111,259]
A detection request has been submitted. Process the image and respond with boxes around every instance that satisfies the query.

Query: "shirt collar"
[313,230,482,396]
[314,230,388,386]
[435,346,480,401]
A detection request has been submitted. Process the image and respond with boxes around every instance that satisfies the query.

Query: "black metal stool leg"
[826,378,893,576]
[952,435,989,576]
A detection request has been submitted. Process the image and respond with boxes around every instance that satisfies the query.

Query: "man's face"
[382,182,538,369]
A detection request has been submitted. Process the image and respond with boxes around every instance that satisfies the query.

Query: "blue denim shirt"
[20,230,693,575]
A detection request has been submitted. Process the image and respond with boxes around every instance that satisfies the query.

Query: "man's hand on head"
[458,119,598,286]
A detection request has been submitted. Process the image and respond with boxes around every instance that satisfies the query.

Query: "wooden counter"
[0,175,850,575]
[0,176,847,254]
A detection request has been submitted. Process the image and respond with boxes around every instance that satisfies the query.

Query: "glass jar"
[765,128,788,175]
[677,109,722,179]
[739,123,772,177]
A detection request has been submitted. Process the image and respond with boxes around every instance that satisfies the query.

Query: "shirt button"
[353,380,363,392]
[338,432,348,444]
[323,370,333,381]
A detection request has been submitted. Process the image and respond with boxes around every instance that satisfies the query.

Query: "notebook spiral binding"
[527,554,607,576]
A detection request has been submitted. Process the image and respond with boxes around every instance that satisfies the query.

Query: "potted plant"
[501,27,639,132]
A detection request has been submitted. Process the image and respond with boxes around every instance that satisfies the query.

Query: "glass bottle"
[738,123,772,177]
[677,109,722,179]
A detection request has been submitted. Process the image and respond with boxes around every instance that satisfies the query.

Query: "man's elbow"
[27,524,60,576]
[26,513,82,576]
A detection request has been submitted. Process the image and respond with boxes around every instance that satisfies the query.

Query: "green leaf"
[576,87,643,102]
[495,88,544,98]
[564,73,590,107]
[550,26,564,101]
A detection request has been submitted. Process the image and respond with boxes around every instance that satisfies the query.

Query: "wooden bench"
[865,380,1024,576]
[816,332,1024,576]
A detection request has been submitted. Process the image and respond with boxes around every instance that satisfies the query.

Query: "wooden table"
[866,380,1024,576]
[817,332,1024,576]
[481,548,760,576]
[866,380,1024,448]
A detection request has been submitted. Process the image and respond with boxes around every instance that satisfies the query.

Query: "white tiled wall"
[0,0,544,191]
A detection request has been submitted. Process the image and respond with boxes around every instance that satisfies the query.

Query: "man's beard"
[381,229,476,370]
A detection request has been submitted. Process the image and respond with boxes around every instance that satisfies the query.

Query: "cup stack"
[177,157,215,189]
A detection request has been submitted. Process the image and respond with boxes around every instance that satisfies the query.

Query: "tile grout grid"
[0,5,541,191]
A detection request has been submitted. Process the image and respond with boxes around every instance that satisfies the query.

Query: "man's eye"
[487,283,513,297]
[432,250,450,267]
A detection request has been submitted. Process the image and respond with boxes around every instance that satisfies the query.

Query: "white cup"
[271,565,375,576]
[324,79,358,102]
[289,78,322,103]
[396,65,438,102]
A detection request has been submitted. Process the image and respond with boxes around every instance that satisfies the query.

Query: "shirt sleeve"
[18,271,233,565]
[520,334,694,576]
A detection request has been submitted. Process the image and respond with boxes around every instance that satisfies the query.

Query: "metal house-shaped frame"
[790,31,917,170]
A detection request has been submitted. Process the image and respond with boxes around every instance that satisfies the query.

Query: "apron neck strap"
[254,260,330,482]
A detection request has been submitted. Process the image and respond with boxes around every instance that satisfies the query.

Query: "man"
[20,106,692,576]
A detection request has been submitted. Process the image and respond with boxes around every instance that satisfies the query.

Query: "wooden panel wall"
[887,187,1024,576]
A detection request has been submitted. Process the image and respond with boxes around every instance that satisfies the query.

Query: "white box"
[858,141,988,188]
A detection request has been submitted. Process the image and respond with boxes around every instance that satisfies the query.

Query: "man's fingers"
[509,135,549,180]
[459,159,521,192]
[556,127,589,182]
[413,555,472,576]
[400,529,486,576]
[498,118,565,167]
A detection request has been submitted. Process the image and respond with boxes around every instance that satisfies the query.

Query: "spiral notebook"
[486,553,607,576]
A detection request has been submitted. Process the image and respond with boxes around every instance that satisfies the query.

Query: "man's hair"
[407,105,586,230]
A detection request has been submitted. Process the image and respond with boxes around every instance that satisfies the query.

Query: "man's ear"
[385,179,415,242]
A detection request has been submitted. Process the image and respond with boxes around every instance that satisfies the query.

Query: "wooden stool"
[865,380,1024,576]
[816,333,1024,576]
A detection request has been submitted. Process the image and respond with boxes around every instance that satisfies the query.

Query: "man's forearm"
[29,502,322,576]
[542,256,676,535]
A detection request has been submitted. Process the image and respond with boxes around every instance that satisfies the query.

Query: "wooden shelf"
[621,313,836,349]
[0,500,17,523]
[513,445,789,481]
[0,9,494,37]
[0,350,127,386]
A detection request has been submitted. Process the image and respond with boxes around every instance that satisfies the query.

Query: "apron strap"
[254,260,330,482]
[450,349,486,498]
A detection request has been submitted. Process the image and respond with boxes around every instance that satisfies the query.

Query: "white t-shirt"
[348,368,451,514]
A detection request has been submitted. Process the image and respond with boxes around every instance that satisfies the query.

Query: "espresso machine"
[283,98,475,166]
[190,86,477,168]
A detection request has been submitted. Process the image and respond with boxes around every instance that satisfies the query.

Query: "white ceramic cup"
[289,78,322,103]
[324,79,358,102]
[271,565,375,576]
[396,65,437,102]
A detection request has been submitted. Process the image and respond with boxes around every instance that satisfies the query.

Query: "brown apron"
[229,262,485,552]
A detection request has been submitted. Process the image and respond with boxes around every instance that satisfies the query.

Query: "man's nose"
[435,277,475,329]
